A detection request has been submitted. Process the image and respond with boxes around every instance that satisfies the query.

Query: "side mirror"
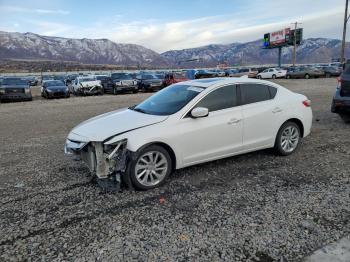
[191,107,209,118]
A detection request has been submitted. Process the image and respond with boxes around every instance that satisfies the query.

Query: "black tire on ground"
[257,75,262,79]
[339,113,350,123]
[326,73,331,78]
[272,74,276,79]
[305,74,310,79]
[128,145,172,190]
[286,75,291,79]
[113,87,118,95]
[132,90,138,94]
[274,121,301,156]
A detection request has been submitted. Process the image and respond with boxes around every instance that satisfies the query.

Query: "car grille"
[341,80,350,97]
[53,92,65,96]
[5,88,24,94]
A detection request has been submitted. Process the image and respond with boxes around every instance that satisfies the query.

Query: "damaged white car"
[72,76,104,95]
[65,78,312,190]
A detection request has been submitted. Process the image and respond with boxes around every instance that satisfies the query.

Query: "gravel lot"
[0,78,349,261]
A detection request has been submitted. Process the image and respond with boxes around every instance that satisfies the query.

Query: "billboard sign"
[270,28,290,46]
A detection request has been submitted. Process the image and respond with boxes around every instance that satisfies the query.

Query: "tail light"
[337,77,342,90]
[302,99,311,107]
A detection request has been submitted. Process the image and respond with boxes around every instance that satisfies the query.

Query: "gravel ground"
[0,78,349,261]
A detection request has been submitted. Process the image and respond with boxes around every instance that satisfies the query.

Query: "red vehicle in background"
[164,72,189,87]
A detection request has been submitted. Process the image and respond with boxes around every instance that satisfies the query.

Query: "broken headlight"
[103,139,127,158]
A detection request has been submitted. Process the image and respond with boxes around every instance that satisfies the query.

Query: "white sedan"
[257,68,287,79]
[65,78,312,190]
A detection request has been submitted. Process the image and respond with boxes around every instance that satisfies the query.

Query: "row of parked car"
[0,63,344,102]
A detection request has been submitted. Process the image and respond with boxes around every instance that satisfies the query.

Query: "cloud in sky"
[0,0,347,52]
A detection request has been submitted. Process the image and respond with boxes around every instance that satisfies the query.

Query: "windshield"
[133,84,204,115]
[111,73,132,80]
[2,78,28,86]
[80,77,95,82]
[45,80,65,87]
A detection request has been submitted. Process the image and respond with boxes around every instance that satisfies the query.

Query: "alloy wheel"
[135,151,168,187]
[280,126,299,153]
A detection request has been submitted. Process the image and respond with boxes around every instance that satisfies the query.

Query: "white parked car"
[72,76,103,95]
[257,68,287,79]
[65,78,312,190]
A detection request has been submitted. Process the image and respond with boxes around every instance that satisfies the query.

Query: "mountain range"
[0,31,349,68]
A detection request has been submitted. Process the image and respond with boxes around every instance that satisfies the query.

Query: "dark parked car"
[65,74,79,85]
[331,66,350,122]
[137,74,164,91]
[102,73,138,94]
[320,66,342,78]
[0,77,32,102]
[286,67,324,79]
[24,76,38,86]
[41,80,70,99]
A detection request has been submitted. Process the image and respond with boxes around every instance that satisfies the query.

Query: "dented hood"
[69,108,168,142]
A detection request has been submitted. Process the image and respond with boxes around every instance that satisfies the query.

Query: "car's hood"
[47,86,67,91]
[69,108,168,142]
[80,81,100,87]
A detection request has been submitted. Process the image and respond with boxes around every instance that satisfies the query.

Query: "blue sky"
[0,0,347,52]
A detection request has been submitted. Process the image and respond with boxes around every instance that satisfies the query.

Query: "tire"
[286,75,291,79]
[129,145,172,190]
[304,74,310,79]
[257,75,262,79]
[113,87,118,95]
[272,74,276,79]
[339,113,350,123]
[325,73,331,78]
[132,89,138,94]
[274,121,301,156]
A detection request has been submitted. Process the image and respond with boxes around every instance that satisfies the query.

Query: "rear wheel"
[272,74,276,79]
[325,73,331,78]
[113,87,118,95]
[286,75,291,79]
[257,75,262,79]
[339,113,350,123]
[129,145,172,190]
[274,122,301,156]
[304,74,310,79]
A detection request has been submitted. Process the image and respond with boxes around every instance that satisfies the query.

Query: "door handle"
[272,107,283,113]
[228,118,241,125]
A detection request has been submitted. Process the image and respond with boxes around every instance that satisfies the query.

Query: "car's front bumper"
[0,93,32,102]
[332,98,350,113]
[77,86,103,95]
[64,138,128,179]
[47,91,69,98]
[115,85,138,92]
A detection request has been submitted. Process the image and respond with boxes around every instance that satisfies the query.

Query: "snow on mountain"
[0,31,348,68]
[162,38,349,67]
[0,31,169,67]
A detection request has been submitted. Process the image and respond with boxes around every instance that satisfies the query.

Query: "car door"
[178,84,243,166]
[260,69,268,78]
[239,83,280,150]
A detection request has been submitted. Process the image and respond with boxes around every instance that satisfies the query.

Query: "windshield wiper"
[131,107,147,114]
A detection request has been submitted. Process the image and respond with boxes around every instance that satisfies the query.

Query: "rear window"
[240,84,272,105]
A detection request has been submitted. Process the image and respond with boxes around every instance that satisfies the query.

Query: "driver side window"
[195,85,237,112]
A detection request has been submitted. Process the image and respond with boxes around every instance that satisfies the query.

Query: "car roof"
[182,77,280,88]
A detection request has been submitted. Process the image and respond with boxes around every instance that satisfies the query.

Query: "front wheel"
[257,75,262,79]
[286,75,291,79]
[129,145,172,190]
[305,74,310,79]
[113,87,118,95]
[274,122,301,156]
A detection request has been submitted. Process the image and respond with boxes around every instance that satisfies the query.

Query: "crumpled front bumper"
[64,139,128,179]
[77,85,103,95]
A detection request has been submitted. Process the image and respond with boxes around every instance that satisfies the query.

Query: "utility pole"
[291,22,301,66]
[341,0,349,63]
